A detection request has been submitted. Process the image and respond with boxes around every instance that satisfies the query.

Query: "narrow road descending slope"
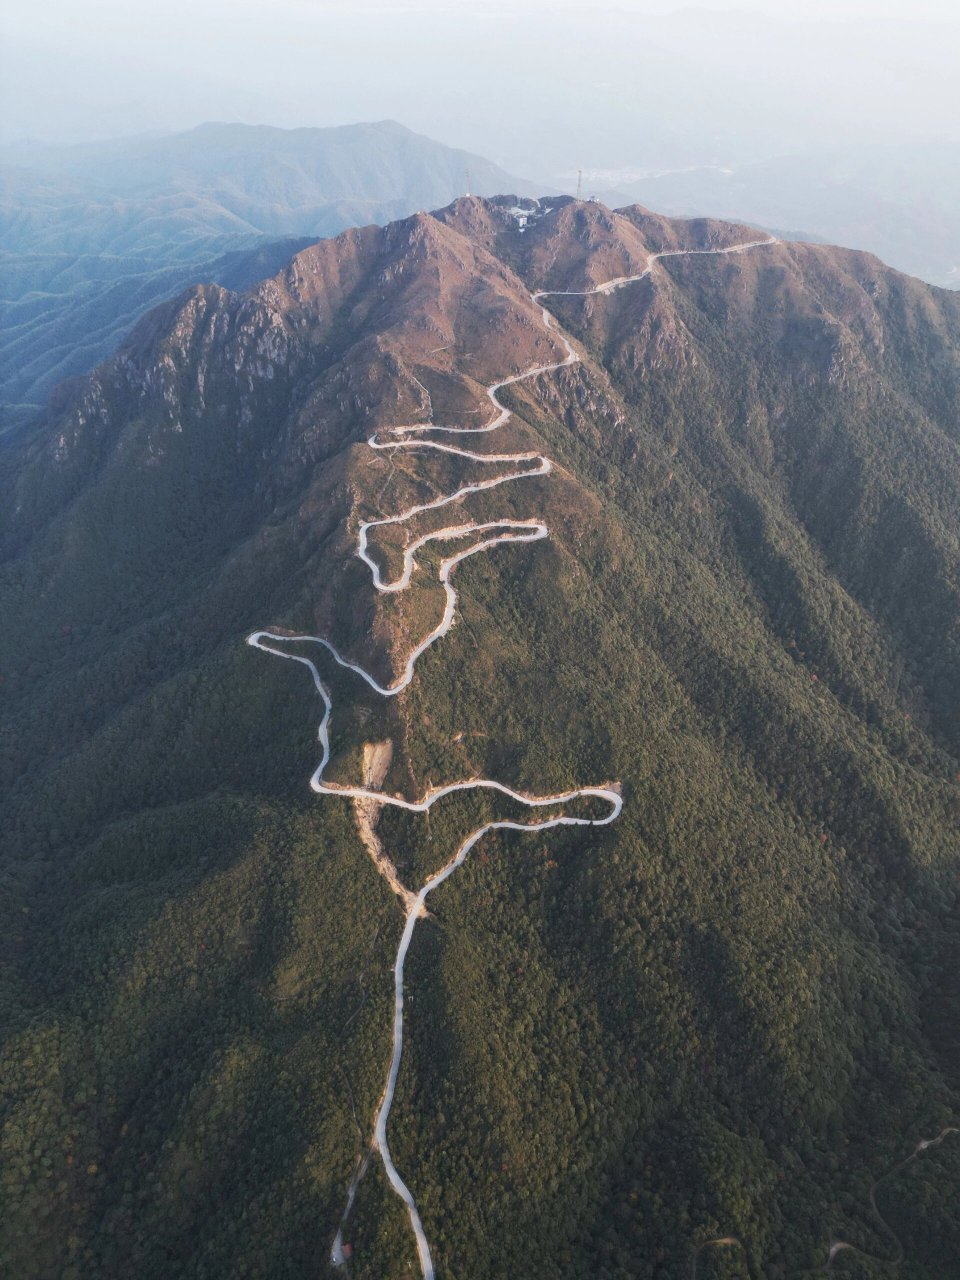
[248,228,776,1278]
[691,1128,959,1277]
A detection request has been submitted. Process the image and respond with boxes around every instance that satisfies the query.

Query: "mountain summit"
[2,196,959,1278]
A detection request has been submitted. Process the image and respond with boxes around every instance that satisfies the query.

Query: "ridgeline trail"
[248,228,777,1277]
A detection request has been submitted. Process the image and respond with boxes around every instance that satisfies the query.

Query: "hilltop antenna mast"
[576,168,583,200]
[465,166,471,197]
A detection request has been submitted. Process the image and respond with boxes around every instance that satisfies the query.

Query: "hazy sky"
[3,0,958,177]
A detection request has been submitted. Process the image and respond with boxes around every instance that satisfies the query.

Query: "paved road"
[249,227,777,1277]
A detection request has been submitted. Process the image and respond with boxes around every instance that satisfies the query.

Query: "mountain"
[1,196,959,1280]
[597,141,960,292]
[0,121,536,429]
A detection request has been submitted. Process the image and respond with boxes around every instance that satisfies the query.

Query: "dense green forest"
[1,198,958,1278]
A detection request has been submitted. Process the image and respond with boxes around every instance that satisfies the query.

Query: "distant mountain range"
[0,121,536,429]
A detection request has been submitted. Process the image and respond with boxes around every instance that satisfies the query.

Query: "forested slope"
[1,196,958,1279]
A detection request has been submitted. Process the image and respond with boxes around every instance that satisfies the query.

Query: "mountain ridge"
[0,122,539,429]
[1,195,959,1279]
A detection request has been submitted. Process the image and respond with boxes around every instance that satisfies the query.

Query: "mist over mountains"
[5,0,958,439]
[8,113,959,441]
[596,139,960,292]
[0,121,533,429]
[2,2,960,1270]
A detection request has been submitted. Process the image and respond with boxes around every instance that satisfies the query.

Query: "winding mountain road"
[691,1127,959,1277]
[248,225,777,1277]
